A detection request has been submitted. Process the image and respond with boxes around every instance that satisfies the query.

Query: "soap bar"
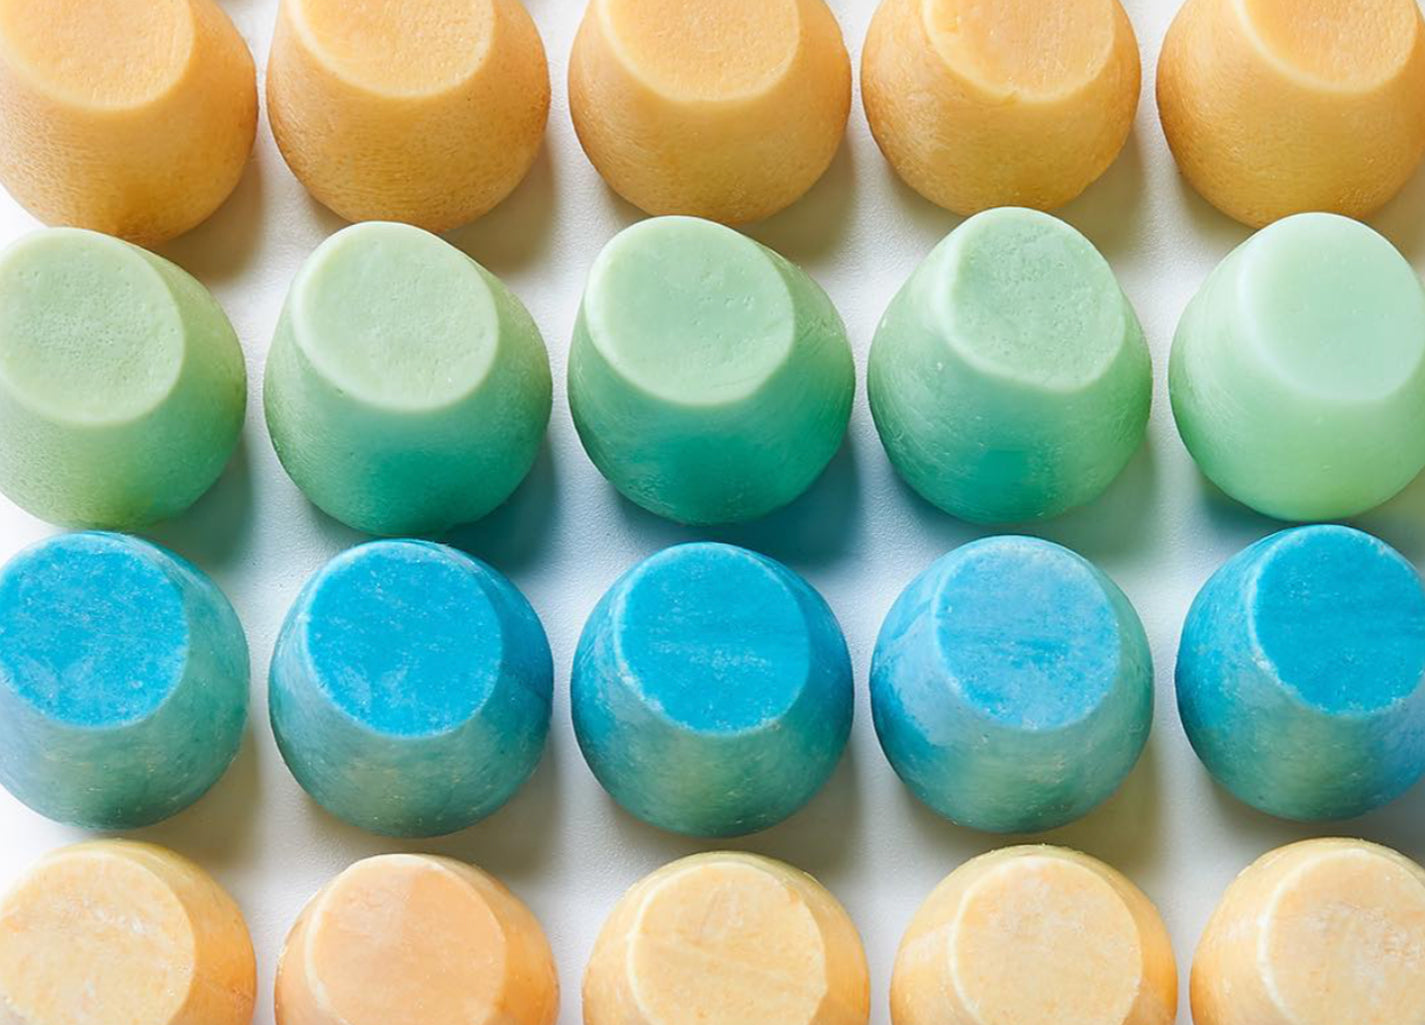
[1158,0,1425,227]
[570,216,854,525]
[0,228,247,529]
[265,222,552,536]
[892,846,1176,1025]
[1194,839,1425,1025]
[869,208,1151,523]
[268,0,549,231]
[1177,525,1425,820]
[1171,213,1425,520]
[872,536,1152,833]
[573,542,852,836]
[863,0,1140,215]
[277,854,558,1025]
[585,852,869,1025]
[0,841,256,1025]
[0,532,249,829]
[0,0,256,245]
[569,0,850,223]
[271,540,552,837]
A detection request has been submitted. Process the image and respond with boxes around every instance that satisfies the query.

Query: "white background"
[5,1,1425,1021]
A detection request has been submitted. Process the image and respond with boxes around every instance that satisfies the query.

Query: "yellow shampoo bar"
[268,0,550,232]
[0,0,257,245]
[569,0,851,223]
[1158,0,1425,226]
[862,0,1140,215]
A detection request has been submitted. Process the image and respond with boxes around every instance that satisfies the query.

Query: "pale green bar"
[0,228,245,529]
[1170,213,1425,521]
[570,216,854,525]
[869,208,1151,523]
[265,222,552,536]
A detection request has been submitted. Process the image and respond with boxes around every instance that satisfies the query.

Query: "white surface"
[3,2,1425,1022]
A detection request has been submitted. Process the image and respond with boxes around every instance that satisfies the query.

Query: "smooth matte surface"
[265,221,552,536]
[573,543,852,836]
[892,846,1176,1025]
[1170,213,1425,521]
[5,4,1425,1023]
[872,536,1153,832]
[271,540,553,837]
[0,532,249,829]
[268,0,550,231]
[1178,526,1425,821]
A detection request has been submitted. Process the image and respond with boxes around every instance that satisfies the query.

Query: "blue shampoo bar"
[872,536,1153,833]
[0,532,249,829]
[270,540,552,838]
[573,542,853,837]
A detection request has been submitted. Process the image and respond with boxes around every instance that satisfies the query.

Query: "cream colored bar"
[892,847,1176,1025]
[0,841,256,1025]
[1193,839,1425,1025]
[277,854,558,1025]
[585,852,869,1025]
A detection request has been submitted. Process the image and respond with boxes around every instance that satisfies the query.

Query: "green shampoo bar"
[265,222,552,537]
[0,229,246,528]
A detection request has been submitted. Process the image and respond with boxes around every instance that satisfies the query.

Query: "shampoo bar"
[277,854,558,1025]
[869,208,1150,523]
[268,0,549,231]
[569,0,851,222]
[1171,213,1425,520]
[863,0,1140,215]
[270,540,552,837]
[1177,525,1425,820]
[584,852,869,1025]
[1193,839,1425,1025]
[0,0,257,244]
[0,228,246,529]
[892,847,1176,1025]
[265,222,552,536]
[570,216,854,525]
[573,543,852,836]
[0,841,256,1025]
[872,536,1152,833]
[0,533,249,829]
[1159,0,1425,226]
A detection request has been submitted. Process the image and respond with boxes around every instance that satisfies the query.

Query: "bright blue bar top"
[872,536,1153,833]
[573,542,852,837]
[270,539,552,838]
[1178,525,1425,820]
[0,532,248,829]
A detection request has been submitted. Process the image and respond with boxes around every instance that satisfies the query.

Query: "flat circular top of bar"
[923,0,1121,99]
[288,0,497,97]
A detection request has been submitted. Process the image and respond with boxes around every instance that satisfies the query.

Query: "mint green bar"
[1171,213,1425,521]
[869,208,1151,524]
[0,229,246,528]
[265,222,552,536]
[569,216,854,526]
